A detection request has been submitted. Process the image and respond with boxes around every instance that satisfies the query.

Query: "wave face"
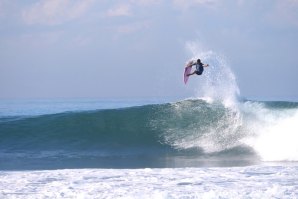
[1,99,298,169]
[0,100,242,152]
[0,105,161,150]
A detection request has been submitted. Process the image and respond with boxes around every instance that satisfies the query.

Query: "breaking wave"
[1,99,298,163]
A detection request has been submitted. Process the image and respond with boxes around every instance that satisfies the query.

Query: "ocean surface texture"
[0,99,298,198]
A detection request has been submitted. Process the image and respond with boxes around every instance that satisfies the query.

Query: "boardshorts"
[195,64,204,75]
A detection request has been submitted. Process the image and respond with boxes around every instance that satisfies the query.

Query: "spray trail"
[185,41,240,106]
[184,41,298,162]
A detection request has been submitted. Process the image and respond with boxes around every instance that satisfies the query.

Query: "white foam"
[241,102,298,161]
[0,166,297,198]
[253,112,298,161]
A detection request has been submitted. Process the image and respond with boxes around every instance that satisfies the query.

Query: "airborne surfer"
[186,59,209,76]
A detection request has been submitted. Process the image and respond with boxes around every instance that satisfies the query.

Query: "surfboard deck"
[184,66,192,84]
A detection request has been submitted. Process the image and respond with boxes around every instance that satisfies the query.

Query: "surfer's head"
[197,59,201,64]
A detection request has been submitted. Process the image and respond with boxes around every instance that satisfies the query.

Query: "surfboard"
[184,66,192,84]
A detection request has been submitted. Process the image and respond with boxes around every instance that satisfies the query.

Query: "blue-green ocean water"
[1,99,298,170]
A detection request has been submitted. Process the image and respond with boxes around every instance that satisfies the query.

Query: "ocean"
[0,98,298,198]
[1,52,297,198]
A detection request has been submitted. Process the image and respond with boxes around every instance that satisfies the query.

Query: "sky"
[0,0,298,101]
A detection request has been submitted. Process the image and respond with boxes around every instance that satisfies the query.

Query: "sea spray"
[184,41,298,161]
[185,41,240,107]
[182,41,243,153]
[161,100,244,153]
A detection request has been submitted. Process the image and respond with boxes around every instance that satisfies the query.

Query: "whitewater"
[1,50,298,198]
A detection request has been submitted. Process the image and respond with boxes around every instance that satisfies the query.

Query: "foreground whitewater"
[1,166,297,198]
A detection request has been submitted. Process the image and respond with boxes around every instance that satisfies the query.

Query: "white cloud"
[129,0,162,6]
[273,0,298,26]
[22,0,94,25]
[106,4,132,17]
[172,0,218,10]
[105,0,162,17]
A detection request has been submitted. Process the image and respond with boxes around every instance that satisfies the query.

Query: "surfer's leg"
[187,71,196,76]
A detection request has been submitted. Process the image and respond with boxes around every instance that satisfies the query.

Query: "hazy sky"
[0,0,297,100]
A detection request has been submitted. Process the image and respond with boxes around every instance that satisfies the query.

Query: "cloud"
[106,4,132,17]
[172,0,218,10]
[129,0,162,6]
[273,0,298,27]
[105,0,163,17]
[22,0,94,25]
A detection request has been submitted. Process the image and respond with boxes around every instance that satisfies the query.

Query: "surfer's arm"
[203,64,209,67]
